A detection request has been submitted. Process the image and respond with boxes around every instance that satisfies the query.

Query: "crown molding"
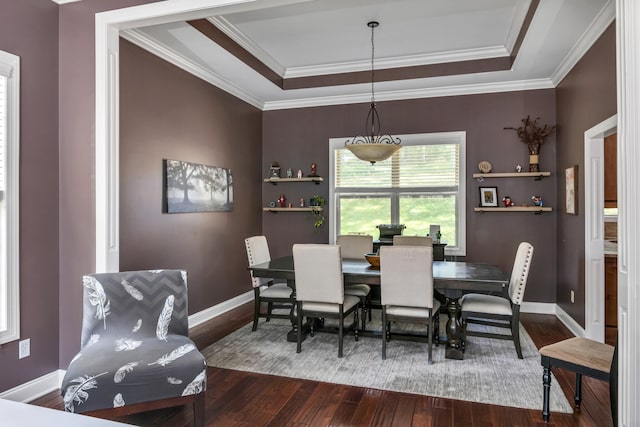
[550,0,615,86]
[120,28,265,110]
[262,78,555,110]
[50,0,83,4]
[503,0,534,54]
[207,16,286,77]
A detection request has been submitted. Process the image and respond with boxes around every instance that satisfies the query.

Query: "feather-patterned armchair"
[61,270,206,426]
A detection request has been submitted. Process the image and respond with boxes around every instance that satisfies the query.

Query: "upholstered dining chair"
[379,245,440,364]
[460,241,534,358]
[61,270,206,426]
[539,337,617,423]
[392,235,433,246]
[245,235,294,331]
[293,244,360,358]
[336,234,373,330]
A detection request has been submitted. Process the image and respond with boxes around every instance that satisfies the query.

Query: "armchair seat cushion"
[62,334,206,413]
[461,293,512,316]
[344,284,371,297]
[260,283,293,298]
[302,295,360,313]
[386,299,441,318]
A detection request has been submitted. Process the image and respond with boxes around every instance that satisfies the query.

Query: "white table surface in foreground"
[0,398,136,427]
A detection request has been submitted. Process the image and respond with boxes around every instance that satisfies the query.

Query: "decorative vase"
[278,194,286,207]
[527,142,541,172]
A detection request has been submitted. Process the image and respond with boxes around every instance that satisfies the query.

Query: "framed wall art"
[479,186,498,207]
[163,159,233,213]
[565,165,577,215]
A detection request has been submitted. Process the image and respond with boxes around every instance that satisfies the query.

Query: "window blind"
[335,143,459,189]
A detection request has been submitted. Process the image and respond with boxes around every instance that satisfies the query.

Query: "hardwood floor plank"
[28,304,613,427]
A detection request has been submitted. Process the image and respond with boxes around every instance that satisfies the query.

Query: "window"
[0,49,19,344]
[329,132,466,256]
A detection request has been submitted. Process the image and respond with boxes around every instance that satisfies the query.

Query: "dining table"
[249,255,509,360]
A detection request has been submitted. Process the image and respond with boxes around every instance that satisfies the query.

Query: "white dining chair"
[380,245,440,364]
[336,234,373,330]
[245,235,294,331]
[293,244,360,358]
[460,241,534,358]
[392,235,433,246]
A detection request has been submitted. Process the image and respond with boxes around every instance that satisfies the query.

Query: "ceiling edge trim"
[51,0,83,4]
[550,0,615,86]
[503,0,536,54]
[120,29,265,110]
[262,78,556,111]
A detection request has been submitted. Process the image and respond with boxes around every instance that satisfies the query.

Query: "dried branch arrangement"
[504,116,556,147]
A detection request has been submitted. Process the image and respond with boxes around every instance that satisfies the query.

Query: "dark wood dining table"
[249,256,509,360]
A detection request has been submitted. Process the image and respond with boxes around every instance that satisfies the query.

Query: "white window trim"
[329,131,466,256]
[0,49,20,344]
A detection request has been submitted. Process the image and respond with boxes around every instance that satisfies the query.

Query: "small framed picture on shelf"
[479,187,498,207]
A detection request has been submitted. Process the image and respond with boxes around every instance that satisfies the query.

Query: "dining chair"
[460,241,534,358]
[292,244,360,358]
[379,245,440,364]
[61,270,206,425]
[336,234,373,330]
[245,235,294,331]
[392,235,433,246]
[539,337,617,424]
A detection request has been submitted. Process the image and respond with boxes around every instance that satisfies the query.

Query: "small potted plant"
[309,195,325,229]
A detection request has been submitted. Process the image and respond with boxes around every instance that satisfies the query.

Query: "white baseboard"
[0,370,65,403]
[555,304,586,337]
[188,290,253,328]
[520,302,556,314]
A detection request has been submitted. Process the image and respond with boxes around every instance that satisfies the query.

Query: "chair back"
[393,235,433,246]
[80,269,189,348]
[245,235,273,288]
[508,242,534,305]
[336,234,373,258]
[293,244,344,304]
[380,246,434,308]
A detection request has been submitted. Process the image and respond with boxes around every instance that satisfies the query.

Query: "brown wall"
[0,0,60,392]
[58,0,163,368]
[119,40,262,313]
[263,90,558,303]
[555,23,617,326]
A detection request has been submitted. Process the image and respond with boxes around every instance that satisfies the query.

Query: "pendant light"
[344,21,401,165]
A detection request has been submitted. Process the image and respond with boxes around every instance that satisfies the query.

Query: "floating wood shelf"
[264,177,323,185]
[263,207,323,212]
[473,172,551,180]
[474,207,552,213]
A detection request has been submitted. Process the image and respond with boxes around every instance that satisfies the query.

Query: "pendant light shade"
[345,21,401,165]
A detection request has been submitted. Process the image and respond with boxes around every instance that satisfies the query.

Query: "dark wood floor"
[31,303,613,427]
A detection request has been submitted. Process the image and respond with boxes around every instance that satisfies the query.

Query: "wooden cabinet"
[605,256,617,328]
[604,133,617,208]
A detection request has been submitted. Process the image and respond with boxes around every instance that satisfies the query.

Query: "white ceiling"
[120,0,613,110]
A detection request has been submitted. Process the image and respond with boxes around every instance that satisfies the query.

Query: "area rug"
[203,315,573,413]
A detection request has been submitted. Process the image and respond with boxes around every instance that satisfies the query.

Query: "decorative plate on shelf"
[478,160,492,173]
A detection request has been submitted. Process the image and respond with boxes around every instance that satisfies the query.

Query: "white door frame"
[583,115,616,342]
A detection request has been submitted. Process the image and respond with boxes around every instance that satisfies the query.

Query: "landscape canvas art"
[164,159,233,213]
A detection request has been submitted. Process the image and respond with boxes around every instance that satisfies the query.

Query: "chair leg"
[434,313,440,346]
[542,365,552,422]
[266,302,273,322]
[193,392,205,427]
[512,317,523,359]
[354,309,359,342]
[360,296,367,331]
[367,293,372,321]
[338,306,344,358]
[574,373,583,408]
[381,307,387,360]
[252,289,260,331]
[296,302,303,354]
[428,310,433,365]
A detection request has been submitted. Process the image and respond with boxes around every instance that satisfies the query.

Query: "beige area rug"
[203,314,573,413]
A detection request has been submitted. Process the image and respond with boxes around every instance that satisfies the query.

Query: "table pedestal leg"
[286,280,309,342]
[445,297,465,359]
